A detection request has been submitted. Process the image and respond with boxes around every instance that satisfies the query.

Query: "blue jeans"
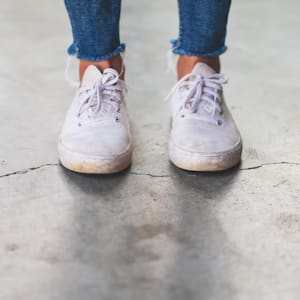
[64,0,231,61]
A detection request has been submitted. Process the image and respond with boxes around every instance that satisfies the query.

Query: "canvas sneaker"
[165,63,242,171]
[58,65,132,174]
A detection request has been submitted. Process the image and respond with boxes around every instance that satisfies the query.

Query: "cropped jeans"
[64,0,231,61]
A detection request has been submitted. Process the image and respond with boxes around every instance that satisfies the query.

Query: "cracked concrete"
[0,0,300,299]
[240,161,300,171]
[0,163,59,178]
[2,160,299,179]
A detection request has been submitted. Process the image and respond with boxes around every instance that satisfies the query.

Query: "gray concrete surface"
[1,0,300,299]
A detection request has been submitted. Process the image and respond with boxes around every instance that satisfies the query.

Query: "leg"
[174,0,231,78]
[64,0,124,80]
[59,0,132,174]
[166,0,242,172]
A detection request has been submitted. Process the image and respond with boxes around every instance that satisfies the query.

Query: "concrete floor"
[1,0,300,299]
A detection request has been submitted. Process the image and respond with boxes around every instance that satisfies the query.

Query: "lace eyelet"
[78,122,82,127]
[181,114,185,118]
[217,119,222,126]
[115,117,120,123]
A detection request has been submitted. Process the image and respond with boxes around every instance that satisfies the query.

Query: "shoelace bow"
[165,72,228,123]
[77,68,123,118]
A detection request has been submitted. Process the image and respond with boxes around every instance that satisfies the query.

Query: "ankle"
[177,55,220,80]
[79,54,124,81]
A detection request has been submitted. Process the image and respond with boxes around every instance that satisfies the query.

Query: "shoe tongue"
[192,63,216,77]
[81,65,103,86]
[81,65,119,116]
[187,63,218,118]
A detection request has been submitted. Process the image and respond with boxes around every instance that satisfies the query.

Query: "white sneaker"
[58,65,132,174]
[165,63,242,171]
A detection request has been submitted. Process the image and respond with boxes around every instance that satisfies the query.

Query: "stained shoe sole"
[169,139,242,171]
[58,142,132,174]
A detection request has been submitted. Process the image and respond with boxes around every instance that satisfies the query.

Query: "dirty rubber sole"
[169,139,243,172]
[58,142,132,174]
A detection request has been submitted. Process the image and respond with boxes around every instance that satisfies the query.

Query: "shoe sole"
[169,139,242,171]
[58,142,132,174]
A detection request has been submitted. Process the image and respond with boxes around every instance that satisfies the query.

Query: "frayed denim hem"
[67,43,126,61]
[170,39,227,57]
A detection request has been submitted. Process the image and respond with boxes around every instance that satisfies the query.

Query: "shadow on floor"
[53,160,240,299]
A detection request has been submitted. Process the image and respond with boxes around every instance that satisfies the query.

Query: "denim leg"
[172,0,231,57]
[64,0,125,61]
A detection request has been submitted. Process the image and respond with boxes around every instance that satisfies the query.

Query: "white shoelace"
[165,72,228,124]
[77,68,123,119]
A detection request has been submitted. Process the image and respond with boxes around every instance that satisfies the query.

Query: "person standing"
[58,0,242,173]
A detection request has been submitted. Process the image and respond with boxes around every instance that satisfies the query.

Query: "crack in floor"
[240,161,300,170]
[0,161,299,179]
[128,171,169,178]
[0,163,59,178]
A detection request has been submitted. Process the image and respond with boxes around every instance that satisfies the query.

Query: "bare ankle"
[177,55,220,80]
[79,54,124,81]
